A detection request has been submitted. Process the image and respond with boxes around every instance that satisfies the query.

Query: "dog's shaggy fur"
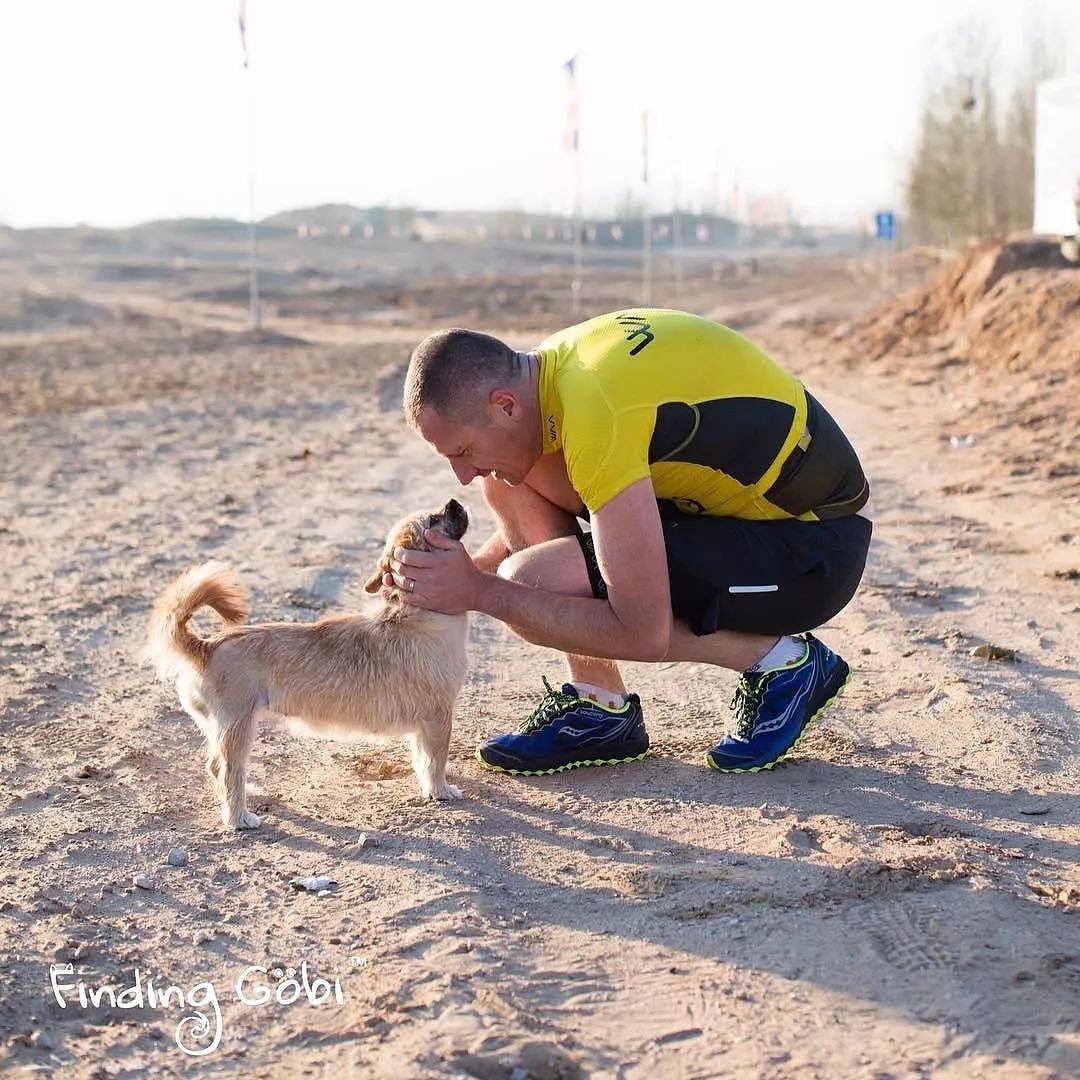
[144,499,470,829]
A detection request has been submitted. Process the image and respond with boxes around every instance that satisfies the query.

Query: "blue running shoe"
[707,633,850,773]
[476,676,650,775]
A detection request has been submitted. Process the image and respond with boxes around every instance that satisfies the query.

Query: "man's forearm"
[473,572,666,662]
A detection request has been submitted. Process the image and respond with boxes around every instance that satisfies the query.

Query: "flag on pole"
[563,55,579,153]
[238,0,249,68]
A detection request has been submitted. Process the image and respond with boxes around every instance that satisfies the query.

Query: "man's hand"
[385,529,481,614]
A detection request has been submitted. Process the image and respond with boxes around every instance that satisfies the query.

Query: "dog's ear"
[364,518,424,595]
[363,549,391,594]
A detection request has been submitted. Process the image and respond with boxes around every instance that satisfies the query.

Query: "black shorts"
[575,501,872,637]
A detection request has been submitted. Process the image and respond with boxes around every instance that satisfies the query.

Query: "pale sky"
[2,0,1077,229]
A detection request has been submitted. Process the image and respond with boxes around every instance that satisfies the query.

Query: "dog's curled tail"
[143,561,250,682]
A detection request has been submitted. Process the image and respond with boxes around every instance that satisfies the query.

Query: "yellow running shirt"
[536,308,868,521]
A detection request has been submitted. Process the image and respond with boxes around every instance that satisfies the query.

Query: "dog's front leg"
[409,714,462,801]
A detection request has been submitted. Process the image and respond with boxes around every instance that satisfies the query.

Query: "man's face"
[417,404,535,488]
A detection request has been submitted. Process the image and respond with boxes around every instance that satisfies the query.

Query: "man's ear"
[489,387,516,419]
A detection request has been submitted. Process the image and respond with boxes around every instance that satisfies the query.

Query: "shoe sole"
[706,667,851,774]
[474,747,651,777]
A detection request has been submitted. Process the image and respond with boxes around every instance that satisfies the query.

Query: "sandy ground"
[1,231,1078,1079]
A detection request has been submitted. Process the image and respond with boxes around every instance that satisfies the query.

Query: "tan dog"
[144,499,469,829]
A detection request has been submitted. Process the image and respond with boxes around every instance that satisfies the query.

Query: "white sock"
[748,635,808,674]
[571,682,628,708]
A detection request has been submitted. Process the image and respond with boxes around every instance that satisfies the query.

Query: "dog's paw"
[434,784,463,801]
[230,810,262,830]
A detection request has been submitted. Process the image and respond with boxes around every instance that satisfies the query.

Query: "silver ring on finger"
[406,577,415,592]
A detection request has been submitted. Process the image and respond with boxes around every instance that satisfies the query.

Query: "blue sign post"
[874,211,895,241]
[873,211,896,293]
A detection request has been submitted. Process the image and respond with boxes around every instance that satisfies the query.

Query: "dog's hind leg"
[179,679,214,739]
[214,709,262,830]
[409,713,462,801]
[177,680,229,804]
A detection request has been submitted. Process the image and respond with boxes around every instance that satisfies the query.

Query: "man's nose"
[449,460,477,485]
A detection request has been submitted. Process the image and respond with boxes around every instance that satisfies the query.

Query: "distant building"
[263,203,839,249]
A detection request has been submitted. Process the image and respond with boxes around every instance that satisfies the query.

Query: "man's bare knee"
[496,549,530,583]
[495,538,593,597]
[480,473,578,553]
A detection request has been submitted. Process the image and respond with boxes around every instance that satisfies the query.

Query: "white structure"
[1033,75,1080,235]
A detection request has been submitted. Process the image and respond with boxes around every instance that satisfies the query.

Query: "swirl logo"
[174,983,222,1057]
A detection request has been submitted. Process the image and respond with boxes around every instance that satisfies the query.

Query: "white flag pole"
[642,109,652,307]
[563,56,582,316]
[673,154,682,306]
[573,132,582,317]
[239,1,260,331]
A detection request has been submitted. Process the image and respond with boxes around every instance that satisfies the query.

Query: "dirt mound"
[824,237,1079,494]
[842,237,1079,373]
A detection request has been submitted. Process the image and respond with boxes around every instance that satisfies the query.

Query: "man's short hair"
[403,329,518,428]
